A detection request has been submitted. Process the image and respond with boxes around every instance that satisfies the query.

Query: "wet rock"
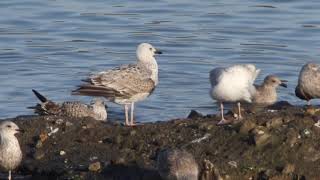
[33,150,45,160]
[88,162,101,172]
[286,129,299,147]
[240,120,256,134]
[187,110,203,119]
[266,117,283,129]
[35,140,43,149]
[252,126,271,147]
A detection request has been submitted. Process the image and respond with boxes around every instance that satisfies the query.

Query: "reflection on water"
[0,0,320,122]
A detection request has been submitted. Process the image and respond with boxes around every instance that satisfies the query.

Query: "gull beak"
[16,129,25,133]
[155,49,162,54]
[280,80,288,88]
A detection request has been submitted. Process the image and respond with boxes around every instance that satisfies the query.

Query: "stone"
[88,162,101,172]
[187,110,203,119]
[240,120,256,134]
[282,163,295,175]
[266,117,283,129]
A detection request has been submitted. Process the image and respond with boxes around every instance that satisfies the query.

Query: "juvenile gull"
[157,148,199,180]
[252,75,287,105]
[0,121,23,180]
[72,43,162,126]
[295,63,320,105]
[209,64,260,125]
[31,89,107,121]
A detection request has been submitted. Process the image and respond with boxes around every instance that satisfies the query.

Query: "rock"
[88,162,101,172]
[35,140,43,149]
[130,130,137,136]
[240,120,256,134]
[286,129,299,147]
[33,151,45,160]
[187,110,203,119]
[252,126,271,147]
[201,159,223,180]
[266,117,283,129]
[282,163,295,175]
[39,132,48,142]
[60,150,66,156]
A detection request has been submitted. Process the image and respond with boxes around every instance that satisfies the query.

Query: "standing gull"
[209,64,260,125]
[157,148,199,180]
[72,43,162,126]
[0,121,23,180]
[252,75,287,105]
[295,63,320,105]
[30,89,107,121]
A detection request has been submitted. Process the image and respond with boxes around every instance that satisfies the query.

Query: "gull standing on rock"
[252,75,287,105]
[30,89,107,121]
[0,121,23,180]
[157,148,199,180]
[209,64,260,125]
[72,43,162,126]
[295,63,320,105]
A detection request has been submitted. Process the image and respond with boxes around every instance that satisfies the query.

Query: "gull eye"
[149,48,152,51]
[272,80,276,83]
[6,125,11,128]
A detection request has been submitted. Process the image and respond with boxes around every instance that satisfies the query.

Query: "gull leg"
[307,100,311,106]
[236,102,243,120]
[8,171,11,180]
[217,102,231,125]
[124,104,129,126]
[130,102,136,126]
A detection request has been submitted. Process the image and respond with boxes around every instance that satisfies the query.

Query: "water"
[0,0,320,122]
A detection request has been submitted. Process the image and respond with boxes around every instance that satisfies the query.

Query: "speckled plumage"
[295,63,320,103]
[253,75,287,105]
[0,121,22,180]
[157,149,199,180]
[31,89,107,121]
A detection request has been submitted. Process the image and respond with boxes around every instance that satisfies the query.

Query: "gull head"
[0,121,23,136]
[305,63,320,71]
[264,75,287,88]
[136,43,162,62]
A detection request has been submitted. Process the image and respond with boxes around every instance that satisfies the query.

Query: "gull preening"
[157,148,199,180]
[295,63,320,105]
[209,64,260,125]
[252,75,287,105]
[0,121,23,180]
[31,89,107,121]
[72,43,162,126]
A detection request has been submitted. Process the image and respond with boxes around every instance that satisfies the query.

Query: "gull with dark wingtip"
[72,43,162,126]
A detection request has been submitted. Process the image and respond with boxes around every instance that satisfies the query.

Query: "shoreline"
[2,102,320,179]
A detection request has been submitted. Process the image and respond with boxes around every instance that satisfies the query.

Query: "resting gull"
[0,121,23,180]
[252,75,287,105]
[209,64,260,125]
[30,89,107,121]
[295,63,320,105]
[72,43,162,126]
[157,148,199,180]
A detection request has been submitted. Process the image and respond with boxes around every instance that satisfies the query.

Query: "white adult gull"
[209,64,260,125]
[72,43,162,126]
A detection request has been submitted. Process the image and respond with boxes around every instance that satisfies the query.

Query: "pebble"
[282,163,295,174]
[60,150,66,156]
[88,162,101,172]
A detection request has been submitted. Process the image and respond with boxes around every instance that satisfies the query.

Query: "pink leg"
[217,102,231,125]
[124,104,129,126]
[236,102,243,120]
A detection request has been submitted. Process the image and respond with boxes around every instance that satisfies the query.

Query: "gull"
[252,75,287,105]
[157,148,199,180]
[30,89,107,121]
[72,43,162,126]
[209,64,260,125]
[0,121,23,180]
[295,63,320,105]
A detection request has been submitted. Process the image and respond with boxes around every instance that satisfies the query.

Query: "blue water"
[0,0,320,122]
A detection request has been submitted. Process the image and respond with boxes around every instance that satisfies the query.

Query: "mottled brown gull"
[72,43,162,126]
[0,121,23,180]
[252,75,287,105]
[295,63,320,105]
[210,64,260,125]
[31,89,107,121]
[157,148,199,180]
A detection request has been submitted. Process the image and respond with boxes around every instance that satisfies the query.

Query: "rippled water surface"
[1,0,320,122]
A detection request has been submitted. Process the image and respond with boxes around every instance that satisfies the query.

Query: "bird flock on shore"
[1,43,320,180]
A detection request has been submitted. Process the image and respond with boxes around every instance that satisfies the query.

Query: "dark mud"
[3,102,320,180]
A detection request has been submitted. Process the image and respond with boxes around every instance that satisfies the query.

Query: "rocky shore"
[2,102,320,180]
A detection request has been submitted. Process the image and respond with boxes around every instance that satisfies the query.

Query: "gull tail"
[29,89,60,115]
[32,89,48,103]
